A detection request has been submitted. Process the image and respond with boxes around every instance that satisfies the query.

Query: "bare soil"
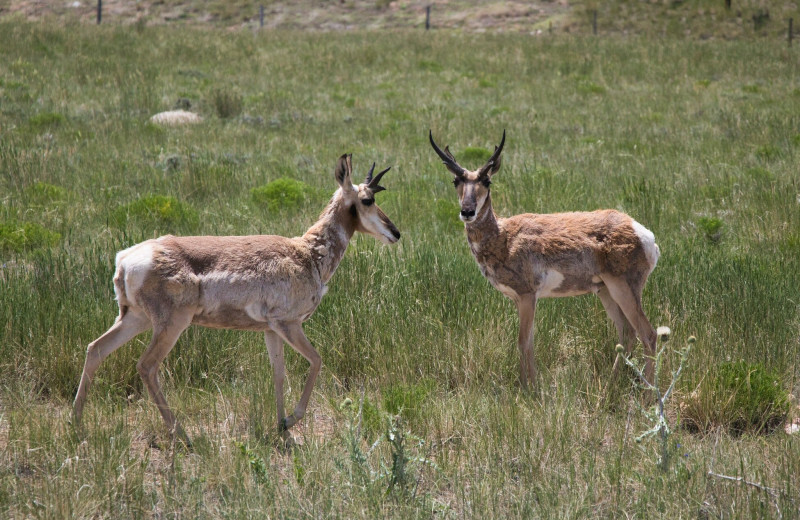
[0,0,572,33]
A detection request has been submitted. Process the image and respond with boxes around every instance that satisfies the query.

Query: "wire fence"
[86,0,796,45]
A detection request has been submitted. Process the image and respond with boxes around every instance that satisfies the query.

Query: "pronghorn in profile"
[73,155,400,444]
[429,130,660,385]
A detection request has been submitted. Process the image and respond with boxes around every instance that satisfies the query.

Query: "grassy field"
[1,17,800,518]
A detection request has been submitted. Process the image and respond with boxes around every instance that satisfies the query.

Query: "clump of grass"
[577,80,606,95]
[459,146,491,164]
[113,194,198,230]
[250,177,312,211]
[744,167,774,183]
[24,182,67,204]
[754,145,780,161]
[680,361,791,435]
[697,216,724,243]
[212,88,243,119]
[382,380,434,422]
[417,59,443,72]
[28,112,66,130]
[0,219,61,254]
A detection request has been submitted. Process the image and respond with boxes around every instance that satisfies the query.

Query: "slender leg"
[136,309,194,445]
[597,287,636,377]
[515,294,538,388]
[600,276,657,384]
[264,330,288,436]
[73,308,151,424]
[270,321,321,431]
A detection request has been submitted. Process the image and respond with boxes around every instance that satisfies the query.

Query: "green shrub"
[697,216,723,243]
[680,361,791,435]
[113,194,198,229]
[0,220,61,254]
[250,177,312,211]
[459,146,491,164]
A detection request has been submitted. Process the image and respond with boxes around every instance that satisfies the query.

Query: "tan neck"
[302,191,356,283]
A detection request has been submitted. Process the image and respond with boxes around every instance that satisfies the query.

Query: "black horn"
[429,130,466,177]
[477,129,506,178]
[365,162,376,184]
[367,165,390,193]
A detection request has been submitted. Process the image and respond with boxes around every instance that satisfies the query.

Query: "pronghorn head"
[429,130,505,224]
[334,154,401,244]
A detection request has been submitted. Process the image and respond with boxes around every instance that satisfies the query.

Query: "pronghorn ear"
[335,153,353,188]
[487,153,502,177]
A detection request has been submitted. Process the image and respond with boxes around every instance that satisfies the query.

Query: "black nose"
[391,228,401,239]
[461,209,476,218]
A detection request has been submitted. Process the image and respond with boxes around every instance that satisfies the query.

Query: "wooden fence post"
[260,5,264,28]
[592,10,597,35]
[790,18,794,47]
[97,0,102,24]
[426,5,431,30]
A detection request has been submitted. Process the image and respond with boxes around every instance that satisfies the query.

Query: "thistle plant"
[620,328,694,471]
[338,394,436,498]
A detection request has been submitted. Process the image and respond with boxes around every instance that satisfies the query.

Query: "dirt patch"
[1,0,572,33]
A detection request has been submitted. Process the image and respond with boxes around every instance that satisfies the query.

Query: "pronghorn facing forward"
[73,155,400,444]
[429,130,660,386]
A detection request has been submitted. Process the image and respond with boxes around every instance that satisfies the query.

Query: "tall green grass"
[1,21,799,518]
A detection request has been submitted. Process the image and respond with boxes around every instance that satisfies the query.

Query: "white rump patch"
[632,220,660,271]
[116,243,155,301]
[149,110,203,126]
[536,270,566,298]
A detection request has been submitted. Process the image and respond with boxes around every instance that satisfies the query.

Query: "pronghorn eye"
[452,178,461,187]
[480,178,492,188]
[362,198,374,206]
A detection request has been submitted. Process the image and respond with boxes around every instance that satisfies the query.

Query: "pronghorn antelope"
[72,154,400,444]
[429,130,661,386]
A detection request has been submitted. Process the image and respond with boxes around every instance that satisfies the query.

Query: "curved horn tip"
[370,165,391,188]
[365,162,376,183]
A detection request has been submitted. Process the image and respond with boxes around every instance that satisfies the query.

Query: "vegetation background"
[1,0,799,517]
